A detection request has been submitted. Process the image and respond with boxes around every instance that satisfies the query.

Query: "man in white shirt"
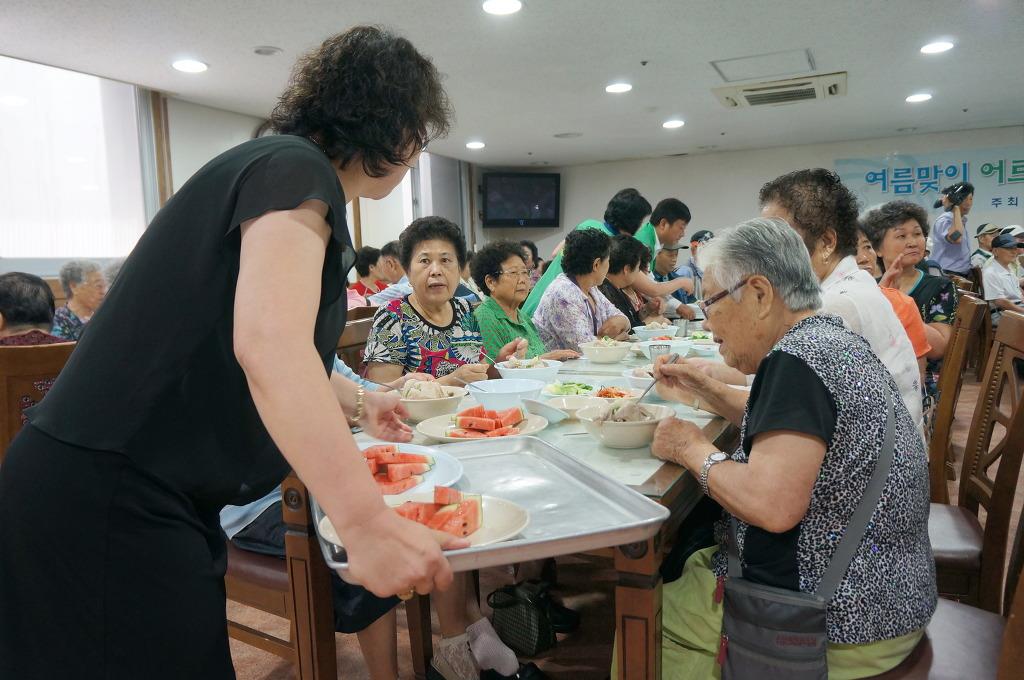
[367,240,413,306]
[982,234,1024,326]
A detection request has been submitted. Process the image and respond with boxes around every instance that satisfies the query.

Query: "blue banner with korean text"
[836,146,1024,237]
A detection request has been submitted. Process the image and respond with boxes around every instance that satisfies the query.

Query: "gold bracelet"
[353,386,366,422]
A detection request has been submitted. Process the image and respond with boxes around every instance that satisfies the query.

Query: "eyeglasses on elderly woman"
[697,277,750,316]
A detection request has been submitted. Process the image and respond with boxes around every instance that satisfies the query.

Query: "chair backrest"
[998,495,1024,676]
[929,295,987,502]
[973,266,986,298]
[44,277,68,309]
[347,305,378,322]
[336,318,373,373]
[0,342,76,461]
[958,310,1024,612]
[949,274,975,293]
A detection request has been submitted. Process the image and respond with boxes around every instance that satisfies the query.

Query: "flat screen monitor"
[482,172,560,228]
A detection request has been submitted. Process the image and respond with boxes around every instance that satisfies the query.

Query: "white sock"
[467,618,519,676]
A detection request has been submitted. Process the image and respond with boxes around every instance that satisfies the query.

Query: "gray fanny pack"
[720,390,895,679]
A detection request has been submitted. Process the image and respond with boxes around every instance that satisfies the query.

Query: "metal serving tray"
[312,436,670,573]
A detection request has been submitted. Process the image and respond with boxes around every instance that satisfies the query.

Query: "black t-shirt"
[29,135,353,509]
[740,350,837,590]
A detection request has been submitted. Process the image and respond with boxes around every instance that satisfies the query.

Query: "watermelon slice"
[363,444,398,459]
[366,458,378,475]
[375,475,422,495]
[448,428,487,439]
[483,410,501,420]
[385,462,431,482]
[496,407,525,428]
[456,405,486,419]
[427,497,482,538]
[391,452,434,465]
[456,416,499,431]
[485,425,520,438]
[394,501,443,523]
[433,486,463,505]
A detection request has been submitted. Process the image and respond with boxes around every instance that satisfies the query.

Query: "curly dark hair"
[398,216,467,271]
[270,26,453,177]
[562,229,612,277]
[471,240,528,296]
[607,234,647,274]
[859,200,931,249]
[354,246,381,277]
[603,189,651,236]
[0,272,55,327]
[650,198,691,226]
[758,169,861,258]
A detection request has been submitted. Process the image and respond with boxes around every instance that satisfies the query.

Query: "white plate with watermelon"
[415,405,547,443]
[318,486,530,548]
[362,443,463,495]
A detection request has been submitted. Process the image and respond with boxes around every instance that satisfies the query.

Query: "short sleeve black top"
[29,135,354,509]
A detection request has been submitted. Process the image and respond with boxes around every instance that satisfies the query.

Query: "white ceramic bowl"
[471,378,545,411]
[632,325,680,341]
[576,403,675,449]
[545,395,606,419]
[494,359,562,383]
[634,338,692,360]
[622,367,655,391]
[690,343,718,358]
[579,340,631,364]
[400,386,469,423]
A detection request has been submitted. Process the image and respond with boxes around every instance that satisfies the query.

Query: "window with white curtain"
[0,55,147,273]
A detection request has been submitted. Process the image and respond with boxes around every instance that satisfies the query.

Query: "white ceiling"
[3,0,1023,167]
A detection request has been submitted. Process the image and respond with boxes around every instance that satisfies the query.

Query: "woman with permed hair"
[0,26,462,679]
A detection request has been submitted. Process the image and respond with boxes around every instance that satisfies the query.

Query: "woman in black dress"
[0,26,458,679]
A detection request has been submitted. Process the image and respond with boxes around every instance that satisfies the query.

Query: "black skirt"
[0,425,236,680]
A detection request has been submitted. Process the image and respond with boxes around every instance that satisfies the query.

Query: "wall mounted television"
[482,172,560,228]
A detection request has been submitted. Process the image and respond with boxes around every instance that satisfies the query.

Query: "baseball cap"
[976,222,1002,237]
[991,234,1024,249]
[1001,225,1024,237]
[660,241,689,251]
[689,230,714,245]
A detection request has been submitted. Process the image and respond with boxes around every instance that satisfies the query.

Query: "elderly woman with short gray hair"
[649,218,934,679]
[51,260,106,340]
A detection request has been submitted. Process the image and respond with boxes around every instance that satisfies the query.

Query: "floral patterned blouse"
[532,274,623,351]
[362,296,484,378]
[51,305,86,340]
[906,271,959,401]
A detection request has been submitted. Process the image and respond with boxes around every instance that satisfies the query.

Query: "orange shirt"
[879,286,931,358]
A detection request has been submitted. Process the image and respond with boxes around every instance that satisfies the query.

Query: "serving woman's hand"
[541,349,580,361]
[497,338,528,362]
[341,505,469,598]
[359,390,413,442]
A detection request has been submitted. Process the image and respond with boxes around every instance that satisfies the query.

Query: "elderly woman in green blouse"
[471,240,580,361]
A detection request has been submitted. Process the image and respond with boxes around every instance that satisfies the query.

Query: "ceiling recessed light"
[605,82,632,94]
[553,132,582,139]
[466,141,485,150]
[253,46,283,56]
[0,95,28,107]
[905,93,932,103]
[920,41,954,54]
[482,0,522,15]
[662,119,685,129]
[172,59,208,73]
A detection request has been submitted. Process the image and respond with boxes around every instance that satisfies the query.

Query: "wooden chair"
[0,341,76,463]
[928,311,1024,613]
[971,266,994,381]
[336,318,373,373]
[348,305,378,321]
[927,295,986,502]
[948,274,975,293]
[225,473,337,679]
[873,498,1024,679]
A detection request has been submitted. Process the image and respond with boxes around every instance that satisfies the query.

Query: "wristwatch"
[699,451,729,497]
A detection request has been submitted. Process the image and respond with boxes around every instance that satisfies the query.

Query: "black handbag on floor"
[720,390,896,679]
[487,581,557,656]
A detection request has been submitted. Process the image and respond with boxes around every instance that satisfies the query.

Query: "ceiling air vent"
[713,72,847,109]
